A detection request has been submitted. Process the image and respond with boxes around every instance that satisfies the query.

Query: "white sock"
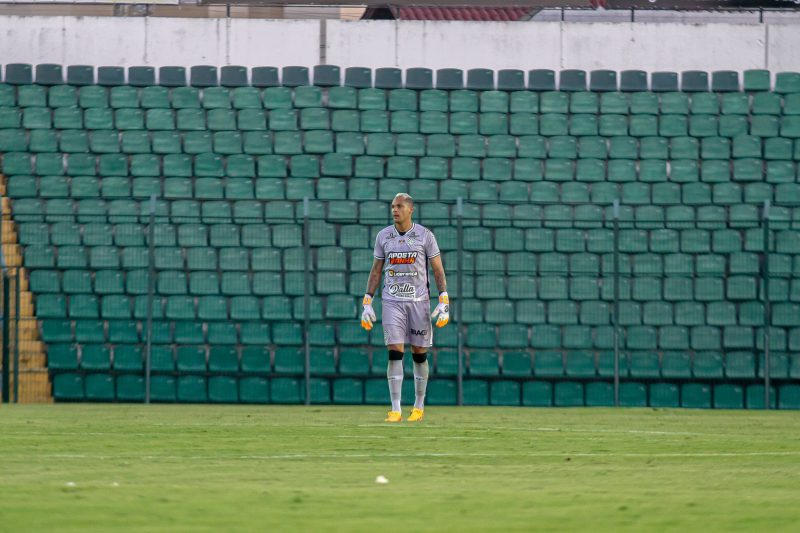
[413,360,429,410]
[387,360,403,412]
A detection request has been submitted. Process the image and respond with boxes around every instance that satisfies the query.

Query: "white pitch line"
[39,450,800,461]
[490,426,732,437]
[356,424,739,438]
[337,435,487,440]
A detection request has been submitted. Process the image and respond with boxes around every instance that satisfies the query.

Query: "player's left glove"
[361,294,377,331]
[431,292,449,328]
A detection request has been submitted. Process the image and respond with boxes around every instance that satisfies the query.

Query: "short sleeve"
[373,232,384,260]
[425,229,440,259]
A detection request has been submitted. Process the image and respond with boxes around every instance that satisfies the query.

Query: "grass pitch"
[1,405,799,532]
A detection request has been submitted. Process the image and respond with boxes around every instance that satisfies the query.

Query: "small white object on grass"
[111,482,119,487]
[65,482,76,487]
[375,475,389,485]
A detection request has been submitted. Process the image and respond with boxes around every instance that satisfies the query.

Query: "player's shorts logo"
[410,328,427,336]
[387,251,417,265]
[388,283,416,298]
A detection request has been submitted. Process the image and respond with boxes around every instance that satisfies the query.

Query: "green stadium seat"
[47,344,78,370]
[681,383,711,409]
[746,385,777,410]
[531,350,561,377]
[518,380,550,407]
[460,380,487,406]
[331,378,362,404]
[645,382,677,408]
[724,351,755,378]
[775,72,800,94]
[628,351,660,378]
[742,70,769,92]
[552,381,582,407]
[53,373,84,401]
[146,375,175,403]
[693,350,723,378]
[618,382,647,407]
[757,353,789,379]
[779,385,800,410]
[488,380,519,406]
[176,376,206,403]
[468,350,500,376]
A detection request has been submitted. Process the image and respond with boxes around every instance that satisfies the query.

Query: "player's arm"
[361,258,383,330]
[365,258,384,297]
[430,255,449,327]
[430,255,446,294]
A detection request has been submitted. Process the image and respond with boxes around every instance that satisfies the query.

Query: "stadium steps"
[0,191,51,402]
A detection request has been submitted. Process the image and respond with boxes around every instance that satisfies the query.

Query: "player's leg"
[407,301,433,422]
[386,342,404,418]
[382,300,407,422]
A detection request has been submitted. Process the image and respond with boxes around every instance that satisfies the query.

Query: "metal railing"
[1,196,797,408]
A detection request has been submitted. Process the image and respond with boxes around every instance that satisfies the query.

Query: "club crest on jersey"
[388,283,416,298]
[387,251,417,264]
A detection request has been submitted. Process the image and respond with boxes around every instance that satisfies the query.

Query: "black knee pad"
[389,349,404,361]
[412,352,428,364]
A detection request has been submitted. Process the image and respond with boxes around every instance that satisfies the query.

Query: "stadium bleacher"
[2,63,800,408]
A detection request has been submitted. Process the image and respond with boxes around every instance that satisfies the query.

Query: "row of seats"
[24,263,800,298]
[22,251,800,285]
[3,109,799,137]
[8,180,800,210]
[20,228,800,259]
[4,160,800,197]
[33,289,800,325]
[5,85,800,114]
[37,318,800,351]
[5,131,800,160]
[15,218,799,250]
[3,63,799,93]
[22,246,799,274]
[3,156,800,188]
[51,373,800,408]
[9,198,794,227]
[46,343,800,379]
[27,271,800,305]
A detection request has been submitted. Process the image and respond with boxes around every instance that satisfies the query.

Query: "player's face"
[391,198,413,225]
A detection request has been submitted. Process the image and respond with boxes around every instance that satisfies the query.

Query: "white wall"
[0,16,797,82]
[0,17,320,73]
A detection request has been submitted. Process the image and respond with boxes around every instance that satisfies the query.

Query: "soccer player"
[360,193,449,423]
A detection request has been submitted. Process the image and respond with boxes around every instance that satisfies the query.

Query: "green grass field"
[1,405,799,532]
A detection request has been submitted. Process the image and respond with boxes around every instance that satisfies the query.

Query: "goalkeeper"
[361,193,449,423]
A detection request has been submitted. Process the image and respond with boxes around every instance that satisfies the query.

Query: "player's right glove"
[361,294,377,331]
[431,292,450,328]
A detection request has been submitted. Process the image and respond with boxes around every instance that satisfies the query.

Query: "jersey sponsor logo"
[387,270,418,278]
[410,328,427,336]
[387,251,417,264]
[388,283,416,299]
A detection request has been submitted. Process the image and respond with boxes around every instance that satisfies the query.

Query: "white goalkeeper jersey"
[373,223,441,303]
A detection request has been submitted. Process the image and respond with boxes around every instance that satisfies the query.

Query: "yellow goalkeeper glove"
[431,292,449,328]
[361,294,377,331]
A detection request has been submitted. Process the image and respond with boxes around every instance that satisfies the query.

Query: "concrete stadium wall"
[0,16,798,80]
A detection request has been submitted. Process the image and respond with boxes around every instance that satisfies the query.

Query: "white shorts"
[382,299,433,348]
